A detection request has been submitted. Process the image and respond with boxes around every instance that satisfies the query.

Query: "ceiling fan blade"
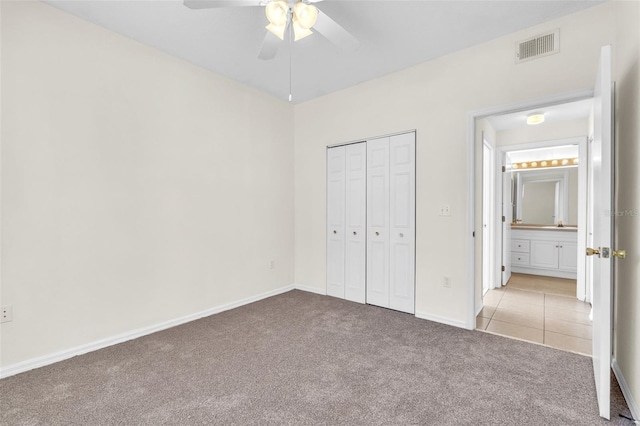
[258,31,281,60]
[183,0,263,10]
[313,10,359,52]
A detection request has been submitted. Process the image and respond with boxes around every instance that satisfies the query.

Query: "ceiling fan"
[183,0,359,60]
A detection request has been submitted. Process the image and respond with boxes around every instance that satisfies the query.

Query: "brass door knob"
[586,247,600,257]
[613,249,627,259]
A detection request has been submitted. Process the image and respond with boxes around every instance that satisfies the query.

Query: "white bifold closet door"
[326,146,346,298]
[326,143,366,303]
[366,133,415,314]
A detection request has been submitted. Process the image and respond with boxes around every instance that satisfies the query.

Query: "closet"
[326,132,415,314]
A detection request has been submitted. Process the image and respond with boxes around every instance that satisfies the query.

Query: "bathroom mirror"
[512,168,578,225]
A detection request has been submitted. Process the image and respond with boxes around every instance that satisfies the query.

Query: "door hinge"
[502,166,506,172]
[501,265,505,272]
[473,231,475,237]
[502,215,506,222]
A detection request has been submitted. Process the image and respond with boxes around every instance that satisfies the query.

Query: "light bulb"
[293,3,318,29]
[266,0,288,27]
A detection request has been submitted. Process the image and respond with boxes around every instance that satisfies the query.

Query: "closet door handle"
[375,231,380,236]
[333,230,337,234]
[399,233,404,238]
[353,231,357,236]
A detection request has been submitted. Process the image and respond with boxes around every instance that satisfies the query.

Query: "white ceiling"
[487,98,594,131]
[45,0,604,103]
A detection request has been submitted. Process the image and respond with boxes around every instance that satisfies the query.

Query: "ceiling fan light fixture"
[292,20,313,41]
[266,23,286,40]
[265,0,288,27]
[293,2,318,30]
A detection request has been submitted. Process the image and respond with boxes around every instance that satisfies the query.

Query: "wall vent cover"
[516,29,559,63]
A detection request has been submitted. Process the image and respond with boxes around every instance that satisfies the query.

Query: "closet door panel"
[389,133,415,314]
[345,143,367,303]
[366,138,390,308]
[326,146,346,298]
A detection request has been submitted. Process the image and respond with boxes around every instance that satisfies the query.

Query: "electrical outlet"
[268,260,275,270]
[439,205,451,216]
[1,306,13,323]
[443,277,451,288]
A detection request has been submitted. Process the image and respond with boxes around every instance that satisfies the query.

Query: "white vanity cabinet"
[511,228,578,279]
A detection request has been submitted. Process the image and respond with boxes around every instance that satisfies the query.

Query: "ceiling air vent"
[516,29,559,63]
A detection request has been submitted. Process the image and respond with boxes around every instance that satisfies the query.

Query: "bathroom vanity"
[511,225,578,279]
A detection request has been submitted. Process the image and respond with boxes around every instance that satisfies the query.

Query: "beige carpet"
[0,290,633,425]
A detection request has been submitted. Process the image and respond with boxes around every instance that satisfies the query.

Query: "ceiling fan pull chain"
[289,9,293,102]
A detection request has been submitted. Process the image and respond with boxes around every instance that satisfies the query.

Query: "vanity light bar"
[511,157,579,170]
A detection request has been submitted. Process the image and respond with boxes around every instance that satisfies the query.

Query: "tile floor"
[476,273,592,355]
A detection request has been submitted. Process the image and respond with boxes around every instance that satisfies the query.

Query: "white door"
[326,146,346,298]
[344,143,367,303]
[389,133,415,314]
[501,153,513,285]
[482,139,494,293]
[588,45,614,420]
[366,137,390,307]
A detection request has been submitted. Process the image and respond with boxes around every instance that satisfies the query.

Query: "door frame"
[465,88,593,330]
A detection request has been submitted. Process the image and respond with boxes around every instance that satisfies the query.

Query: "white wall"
[0,1,294,368]
[294,3,617,325]
[613,0,640,415]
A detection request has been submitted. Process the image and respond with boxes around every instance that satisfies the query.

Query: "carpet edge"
[0,283,296,379]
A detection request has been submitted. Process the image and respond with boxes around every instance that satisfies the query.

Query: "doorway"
[476,107,592,351]
[468,46,616,420]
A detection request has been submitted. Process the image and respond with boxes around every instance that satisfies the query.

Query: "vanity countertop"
[511,224,578,231]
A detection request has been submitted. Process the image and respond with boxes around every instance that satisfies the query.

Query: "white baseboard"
[612,357,640,421]
[294,283,326,295]
[0,284,296,379]
[415,311,467,329]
